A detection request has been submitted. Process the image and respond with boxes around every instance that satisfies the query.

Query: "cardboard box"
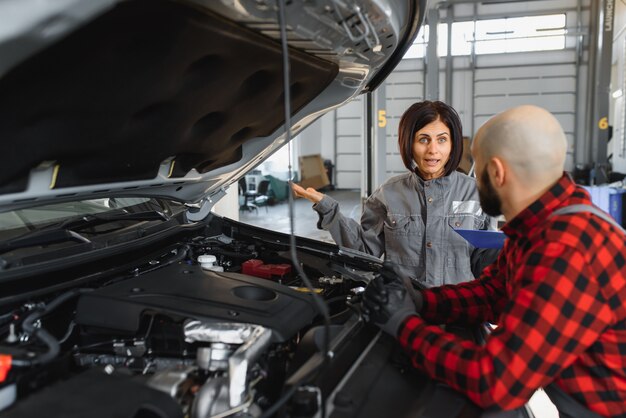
[299,154,330,190]
[298,175,329,190]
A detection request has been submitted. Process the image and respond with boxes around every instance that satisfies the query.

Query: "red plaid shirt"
[398,174,626,416]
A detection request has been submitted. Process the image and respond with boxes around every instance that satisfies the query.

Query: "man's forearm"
[420,272,506,325]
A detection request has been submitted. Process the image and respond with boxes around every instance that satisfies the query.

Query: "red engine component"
[0,355,12,382]
[242,259,292,279]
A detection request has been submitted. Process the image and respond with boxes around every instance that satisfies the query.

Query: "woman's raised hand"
[290,182,325,204]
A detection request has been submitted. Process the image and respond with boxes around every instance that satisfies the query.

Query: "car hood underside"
[0,0,338,196]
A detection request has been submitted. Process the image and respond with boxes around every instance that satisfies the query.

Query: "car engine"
[0,220,374,418]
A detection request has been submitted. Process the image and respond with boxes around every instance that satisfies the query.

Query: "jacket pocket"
[451,200,487,230]
[384,215,422,267]
[383,214,421,236]
[447,214,482,230]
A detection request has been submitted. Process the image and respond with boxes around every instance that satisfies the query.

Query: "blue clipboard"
[454,229,506,249]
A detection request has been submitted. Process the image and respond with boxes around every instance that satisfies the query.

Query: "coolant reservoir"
[198,255,224,272]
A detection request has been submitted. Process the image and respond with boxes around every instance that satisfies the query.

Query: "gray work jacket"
[313,171,498,287]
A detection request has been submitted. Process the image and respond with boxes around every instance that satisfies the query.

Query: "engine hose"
[14,288,92,367]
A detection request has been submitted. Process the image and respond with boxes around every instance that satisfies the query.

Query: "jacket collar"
[501,173,585,239]
[414,170,456,189]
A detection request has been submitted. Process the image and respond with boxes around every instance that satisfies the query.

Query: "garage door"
[473,52,577,169]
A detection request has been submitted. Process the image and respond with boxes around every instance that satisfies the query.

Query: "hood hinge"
[185,187,228,222]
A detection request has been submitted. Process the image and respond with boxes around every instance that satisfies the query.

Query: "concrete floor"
[239,189,361,243]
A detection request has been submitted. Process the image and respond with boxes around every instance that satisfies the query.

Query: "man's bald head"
[473,105,567,186]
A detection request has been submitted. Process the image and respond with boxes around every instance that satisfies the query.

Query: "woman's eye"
[418,137,429,144]
[438,137,447,143]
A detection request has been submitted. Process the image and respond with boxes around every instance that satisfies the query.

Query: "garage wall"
[334,96,363,189]
[295,104,336,181]
[325,0,590,189]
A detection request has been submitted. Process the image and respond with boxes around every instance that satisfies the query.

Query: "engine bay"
[0,216,378,418]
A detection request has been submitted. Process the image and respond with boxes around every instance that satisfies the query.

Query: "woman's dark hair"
[398,100,463,177]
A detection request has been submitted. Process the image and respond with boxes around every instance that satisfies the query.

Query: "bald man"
[363,106,626,417]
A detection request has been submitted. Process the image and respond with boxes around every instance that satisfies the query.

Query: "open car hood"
[0,0,425,213]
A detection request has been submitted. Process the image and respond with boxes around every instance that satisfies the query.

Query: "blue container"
[582,186,626,226]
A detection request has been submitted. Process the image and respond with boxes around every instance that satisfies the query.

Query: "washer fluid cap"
[198,255,217,264]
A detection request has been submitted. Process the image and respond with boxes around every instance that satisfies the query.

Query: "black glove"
[362,276,417,336]
[376,261,424,312]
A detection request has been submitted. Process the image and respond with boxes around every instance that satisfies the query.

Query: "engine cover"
[75,263,316,342]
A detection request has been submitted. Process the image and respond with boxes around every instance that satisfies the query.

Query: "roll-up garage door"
[473,52,577,169]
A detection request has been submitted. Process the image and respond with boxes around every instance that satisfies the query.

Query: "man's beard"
[479,169,503,217]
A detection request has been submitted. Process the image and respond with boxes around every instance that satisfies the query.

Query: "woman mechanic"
[291,101,498,287]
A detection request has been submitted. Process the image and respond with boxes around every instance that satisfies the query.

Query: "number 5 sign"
[378,109,387,128]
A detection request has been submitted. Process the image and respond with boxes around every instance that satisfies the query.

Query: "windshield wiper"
[0,210,170,256]
[50,210,170,231]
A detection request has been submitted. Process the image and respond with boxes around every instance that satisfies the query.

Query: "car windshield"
[0,197,173,239]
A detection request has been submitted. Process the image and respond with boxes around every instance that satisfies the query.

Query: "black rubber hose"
[14,288,92,367]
